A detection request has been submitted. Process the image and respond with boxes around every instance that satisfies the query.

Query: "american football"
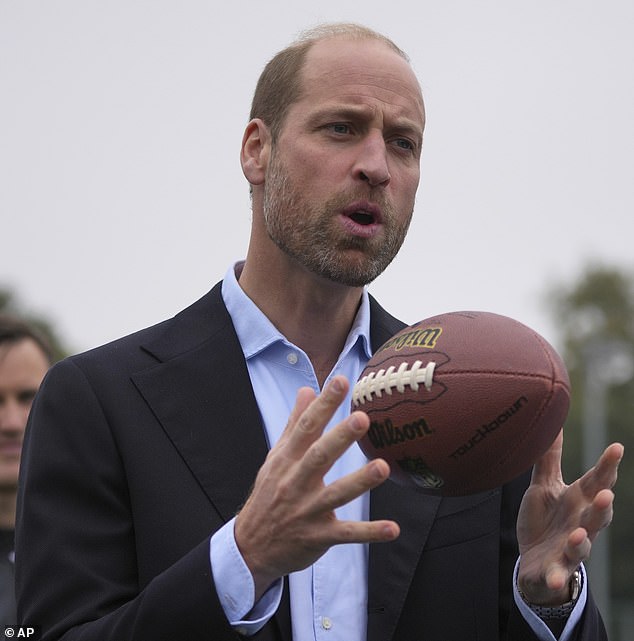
[352,311,570,496]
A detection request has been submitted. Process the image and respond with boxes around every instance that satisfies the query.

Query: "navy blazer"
[15,283,606,640]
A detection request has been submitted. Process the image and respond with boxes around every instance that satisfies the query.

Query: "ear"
[240,118,271,186]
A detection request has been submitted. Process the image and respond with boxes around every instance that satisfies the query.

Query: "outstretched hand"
[234,375,399,601]
[516,431,624,604]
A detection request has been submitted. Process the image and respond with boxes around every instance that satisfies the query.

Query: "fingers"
[531,437,624,497]
[581,443,624,484]
[280,377,385,502]
[307,456,391,515]
[332,517,400,545]
[518,443,623,604]
[544,566,570,593]
[281,376,350,458]
[235,375,399,597]
[292,404,392,513]
[563,527,592,566]
[298,411,369,480]
[249,372,394,526]
[530,430,564,487]
[579,442,624,497]
[525,528,589,599]
[557,488,615,571]
[275,386,317,449]
[580,488,615,542]
[287,386,318,429]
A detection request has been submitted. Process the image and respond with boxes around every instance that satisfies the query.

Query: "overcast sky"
[2,1,633,354]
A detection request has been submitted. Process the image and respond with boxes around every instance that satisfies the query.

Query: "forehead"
[295,37,425,127]
[0,339,49,384]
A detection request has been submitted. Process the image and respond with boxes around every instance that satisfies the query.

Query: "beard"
[262,152,413,287]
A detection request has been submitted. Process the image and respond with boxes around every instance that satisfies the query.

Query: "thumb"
[530,429,564,487]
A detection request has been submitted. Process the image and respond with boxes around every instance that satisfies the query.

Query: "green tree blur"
[547,263,634,638]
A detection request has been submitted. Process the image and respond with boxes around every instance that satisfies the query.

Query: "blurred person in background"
[0,315,53,625]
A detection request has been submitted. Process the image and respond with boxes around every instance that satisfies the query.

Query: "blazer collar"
[132,283,269,521]
[132,283,293,641]
[132,286,406,518]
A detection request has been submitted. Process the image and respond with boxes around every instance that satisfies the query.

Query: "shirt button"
[321,616,332,630]
[287,352,298,365]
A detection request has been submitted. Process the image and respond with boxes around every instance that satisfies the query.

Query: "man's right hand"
[234,375,400,601]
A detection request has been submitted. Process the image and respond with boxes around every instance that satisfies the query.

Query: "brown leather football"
[352,311,570,496]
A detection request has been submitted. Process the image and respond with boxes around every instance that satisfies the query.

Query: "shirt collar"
[221,261,373,361]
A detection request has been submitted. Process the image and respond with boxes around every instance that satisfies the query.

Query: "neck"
[0,489,16,530]
[238,256,364,387]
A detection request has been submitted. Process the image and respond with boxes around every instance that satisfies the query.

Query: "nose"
[353,132,391,187]
[0,399,28,435]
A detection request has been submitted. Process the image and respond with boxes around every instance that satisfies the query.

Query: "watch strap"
[518,570,582,620]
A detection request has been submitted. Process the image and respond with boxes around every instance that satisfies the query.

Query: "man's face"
[262,37,425,287]
[0,339,49,490]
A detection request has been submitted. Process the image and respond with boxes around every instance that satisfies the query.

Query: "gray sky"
[2,0,633,354]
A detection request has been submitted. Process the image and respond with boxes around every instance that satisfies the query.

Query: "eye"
[393,138,415,152]
[327,123,352,135]
[17,389,37,407]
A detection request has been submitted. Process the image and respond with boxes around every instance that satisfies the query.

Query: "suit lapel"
[131,284,292,641]
[367,483,441,641]
[131,284,268,521]
[367,300,442,641]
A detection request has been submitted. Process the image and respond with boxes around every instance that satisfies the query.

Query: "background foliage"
[547,264,634,638]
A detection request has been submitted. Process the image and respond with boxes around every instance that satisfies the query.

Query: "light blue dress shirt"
[210,262,587,641]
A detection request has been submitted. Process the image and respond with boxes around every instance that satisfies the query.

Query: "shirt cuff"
[513,559,588,641]
[209,517,283,635]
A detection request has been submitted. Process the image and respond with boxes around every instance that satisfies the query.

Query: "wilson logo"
[379,326,442,353]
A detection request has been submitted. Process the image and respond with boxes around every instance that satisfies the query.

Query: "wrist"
[518,570,582,620]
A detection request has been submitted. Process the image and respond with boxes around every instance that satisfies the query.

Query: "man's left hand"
[516,431,624,605]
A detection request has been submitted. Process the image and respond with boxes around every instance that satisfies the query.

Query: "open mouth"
[343,201,382,226]
[340,201,383,238]
[348,211,375,225]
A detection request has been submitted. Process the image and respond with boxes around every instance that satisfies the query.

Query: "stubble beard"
[262,153,413,287]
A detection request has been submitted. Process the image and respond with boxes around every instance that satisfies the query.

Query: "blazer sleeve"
[15,359,245,641]
[506,591,607,641]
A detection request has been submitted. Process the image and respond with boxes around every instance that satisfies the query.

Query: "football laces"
[352,360,436,406]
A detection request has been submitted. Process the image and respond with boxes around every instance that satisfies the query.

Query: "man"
[16,23,622,641]
[0,315,52,625]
